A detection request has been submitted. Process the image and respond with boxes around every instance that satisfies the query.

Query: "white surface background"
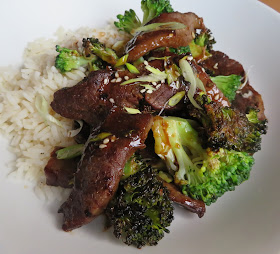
[0,0,280,253]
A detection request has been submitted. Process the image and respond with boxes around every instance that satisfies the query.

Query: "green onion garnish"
[124,107,141,114]
[125,63,140,74]
[56,144,84,159]
[168,91,186,107]
[132,22,186,35]
[115,54,129,67]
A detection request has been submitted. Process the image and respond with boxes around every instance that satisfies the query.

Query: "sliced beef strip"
[58,111,153,231]
[126,12,205,62]
[51,69,143,127]
[200,50,266,120]
[44,147,79,189]
[200,50,245,77]
[232,83,266,121]
[162,181,205,218]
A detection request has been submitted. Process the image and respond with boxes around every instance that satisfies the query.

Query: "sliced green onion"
[195,77,206,92]
[168,91,186,107]
[140,84,156,91]
[124,107,141,114]
[179,59,202,109]
[67,120,83,137]
[120,73,167,85]
[90,132,112,142]
[56,144,84,159]
[158,171,173,183]
[125,63,140,74]
[115,54,129,67]
[148,56,171,61]
[133,57,145,66]
[145,65,165,76]
[132,22,186,35]
[35,94,63,127]
[165,64,180,85]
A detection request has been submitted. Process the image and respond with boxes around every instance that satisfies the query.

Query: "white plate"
[0,0,280,253]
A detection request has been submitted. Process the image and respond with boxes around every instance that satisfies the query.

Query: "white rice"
[0,24,128,201]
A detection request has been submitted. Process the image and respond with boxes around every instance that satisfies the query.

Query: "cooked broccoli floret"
[115,0,174,35]
[169,46,191,55]
[152,116,255,206]
[194,29,216,51]
[188,94,268,153]
[114,9,142,35]
[210,75,242,102]
[141,0,174,25]
[189,29,216,59]
[121,153,146,179]
[106,157,174,248]
[82,38,118,65]
[55,45,98,73]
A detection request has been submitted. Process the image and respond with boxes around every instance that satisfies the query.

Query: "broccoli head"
[194,29,216,51]
[188,94,267,153]
[169,46,191,55]
[114,9,142,35]
[82,38,118,65]
[189,29,216,59]
[152,116,255,206]
[55,45,98,73]
[106,159,174,248]
[141,0,174,25]
[210,74,242,102]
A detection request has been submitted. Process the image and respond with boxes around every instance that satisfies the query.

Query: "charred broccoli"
[194,29,216,51]
[152,116,255,206]
[189,29,216,59]
[106,156,174,248]
[188,94,267,153]
[82,38,118,65]
[55,45,98,73]
[210,74,242,102]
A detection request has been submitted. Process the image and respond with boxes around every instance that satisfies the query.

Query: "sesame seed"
[104,78,109,85]
[169,33,173,37]
[111,78,116,83]
[161,79,165,83]
[124,76,129,80]
[103,138,110,144]
[146,90,153,94]
[201,67,206,73]
[187,56,193,61]
[115,72,120,78]
[156,84,161,89]
[111,135,116,142]
[116,77,122,83]
[144,60,149,66]
[213,63,219,69]
[99,144,107,149]
[192,32,195,38]
[140,89,146,93]
[109,98,115,104]
[152,81,157,86]
[214,94,220,100]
